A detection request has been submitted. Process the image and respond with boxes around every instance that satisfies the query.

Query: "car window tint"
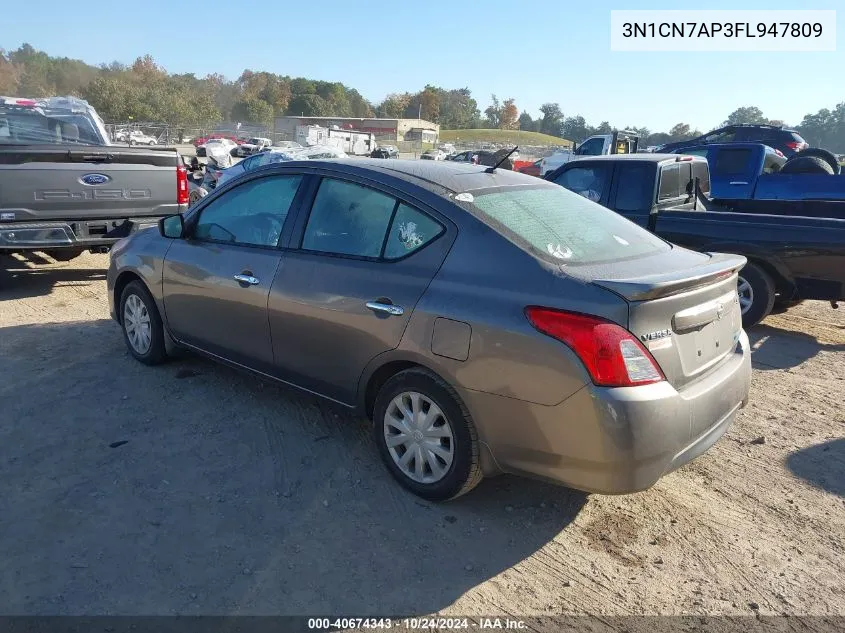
[468,184,669,266]
[302,178,397,258]
[194,175,302,247]
[692,161,711,196]
[615,162,655,211]
[384,204,443,259]
[553,165,609,203]
[658,164,681,200]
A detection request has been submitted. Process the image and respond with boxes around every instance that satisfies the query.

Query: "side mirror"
[159,214,185,239]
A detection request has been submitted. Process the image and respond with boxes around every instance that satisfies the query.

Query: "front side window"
[658,164,682,200]
[575,138,604,156]
[553,164,610,202]
[467,184,669,265]
[194,175,302,247]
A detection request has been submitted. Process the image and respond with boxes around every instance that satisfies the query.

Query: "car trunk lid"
[592,252,746,389]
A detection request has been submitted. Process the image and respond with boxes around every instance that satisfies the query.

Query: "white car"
[274,141,304,151]
[421,148,446,161]
[212,145,347,189]
[200,137,238,157]
[128,130,157,146]
[236,137,272,157]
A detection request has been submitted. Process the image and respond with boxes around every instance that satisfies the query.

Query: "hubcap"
[384,391,454,484]
[737,276,754,315]
[123,294,152,354]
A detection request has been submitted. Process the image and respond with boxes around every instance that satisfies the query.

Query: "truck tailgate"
[0,146,181,221]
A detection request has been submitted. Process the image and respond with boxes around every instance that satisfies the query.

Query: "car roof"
[270,158,548,195]
[570,153,706,163]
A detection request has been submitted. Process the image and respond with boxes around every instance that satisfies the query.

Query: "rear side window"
[615,162,655,211]
[468,184,669,266]
[302,179,395,258]
[383,204,443,259]
[658,164,681,200]
[714,148,752,175]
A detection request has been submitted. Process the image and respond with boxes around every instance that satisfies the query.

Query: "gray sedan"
[107,159,751,501]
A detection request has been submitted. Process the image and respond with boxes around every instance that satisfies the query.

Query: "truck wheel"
[780,155,834,175]
[120,280,168,365]
[44,249,85,262]
[795,148,840,175]
[737,262,776,328]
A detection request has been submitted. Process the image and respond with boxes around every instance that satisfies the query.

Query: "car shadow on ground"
[786,438,845,498]
[0,255,107,300]
[0,320,588,615]
[747,324,845,370]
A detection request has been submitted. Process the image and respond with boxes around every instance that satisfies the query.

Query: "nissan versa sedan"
[107,159,752,501]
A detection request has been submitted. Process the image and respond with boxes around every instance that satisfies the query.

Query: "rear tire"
[738,262,776,328]
[119,280,167,365]
[373,368,483,502]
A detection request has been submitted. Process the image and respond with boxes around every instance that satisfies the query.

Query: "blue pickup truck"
[545,146,845,327]
[674,143,845,219]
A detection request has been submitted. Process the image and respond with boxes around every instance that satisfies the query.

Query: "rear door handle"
[233,273,260,285]
[366,301,404,316]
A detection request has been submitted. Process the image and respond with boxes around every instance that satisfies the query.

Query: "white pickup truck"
[540,130,640,176]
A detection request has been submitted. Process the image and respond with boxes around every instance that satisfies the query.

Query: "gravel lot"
[1,251,843,617]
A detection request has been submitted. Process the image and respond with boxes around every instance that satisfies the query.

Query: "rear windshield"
[466,184,670,266]
[0,112,104,145]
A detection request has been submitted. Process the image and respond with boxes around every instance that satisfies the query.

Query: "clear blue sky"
[1,0,841,132]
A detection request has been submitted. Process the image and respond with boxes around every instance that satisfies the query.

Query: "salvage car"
[371,145,399,159]
[0,95,187,261]
[108,159,751,501]
[236,137,272,157]
[546,149,845,327]
[420,148,445,160]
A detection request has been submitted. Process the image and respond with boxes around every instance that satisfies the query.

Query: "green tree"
[538,103,563,136]
[286,93,330,117]
[560,115,590,142]
[231,98,274,125]
[518,111,534,132]
[723,106,767,126]
[377,93,412,118]
[484,94,501,128]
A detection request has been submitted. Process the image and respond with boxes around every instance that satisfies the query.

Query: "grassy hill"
[439,129,572,147]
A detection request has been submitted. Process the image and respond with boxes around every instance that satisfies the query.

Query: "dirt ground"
[1,251,843,618]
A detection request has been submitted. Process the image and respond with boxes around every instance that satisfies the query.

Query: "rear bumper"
[0,218,163,251]
[461,330,752,494]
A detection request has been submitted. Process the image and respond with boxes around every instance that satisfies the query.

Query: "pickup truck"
[540,130,639,176]
[671,143,845,219]
[0,96,187,262]
[545,151,845,327]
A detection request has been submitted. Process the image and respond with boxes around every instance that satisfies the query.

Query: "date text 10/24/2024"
[307,618,527,630]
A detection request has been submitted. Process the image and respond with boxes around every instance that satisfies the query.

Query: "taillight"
[525,307,665,387]
[786,141,809,151]
[176,165,189,205]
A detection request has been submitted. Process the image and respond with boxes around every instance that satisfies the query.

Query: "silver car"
[107,159,751,501]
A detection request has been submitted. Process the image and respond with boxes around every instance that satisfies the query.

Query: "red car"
[516,159,542,177]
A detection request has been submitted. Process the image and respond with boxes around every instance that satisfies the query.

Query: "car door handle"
[366,301,404,316]
[233,274,260,285]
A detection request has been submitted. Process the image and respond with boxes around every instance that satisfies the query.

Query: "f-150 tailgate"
[0,145,182,222]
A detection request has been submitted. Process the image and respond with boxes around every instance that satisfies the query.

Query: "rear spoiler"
[592,252,747,302]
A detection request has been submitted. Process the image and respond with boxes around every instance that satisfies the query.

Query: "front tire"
[120,280,167,365]
[373,368,483,501]
[738,262,776,328]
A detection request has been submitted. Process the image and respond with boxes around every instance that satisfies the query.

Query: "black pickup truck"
[546,151,845,327]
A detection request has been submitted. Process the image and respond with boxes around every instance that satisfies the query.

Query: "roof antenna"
[486,146,518,173]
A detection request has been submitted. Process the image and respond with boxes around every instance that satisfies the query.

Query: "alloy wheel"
[737,276,754,315]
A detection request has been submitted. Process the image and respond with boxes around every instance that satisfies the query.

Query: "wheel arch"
[358,351,452,420]
[113,270,145,323]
